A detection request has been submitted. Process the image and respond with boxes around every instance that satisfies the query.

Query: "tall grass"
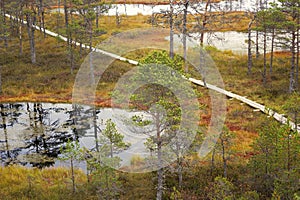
[0,166,89,200]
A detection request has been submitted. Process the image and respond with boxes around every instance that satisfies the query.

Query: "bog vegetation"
[0,0,299,199]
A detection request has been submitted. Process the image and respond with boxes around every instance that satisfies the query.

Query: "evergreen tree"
[59,140,82,193]
[101,119,128,158]
[248,120,300,198]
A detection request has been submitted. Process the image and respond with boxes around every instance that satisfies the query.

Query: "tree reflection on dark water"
[0,103,94,168]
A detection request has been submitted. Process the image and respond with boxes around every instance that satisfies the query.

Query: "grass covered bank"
[0,165,158,200]
[0,166,87,200]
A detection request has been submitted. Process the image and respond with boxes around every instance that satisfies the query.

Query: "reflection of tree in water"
[64,105,93,140]
[0,103,94,168]
[0,103,23,165]
[23,103,70,168]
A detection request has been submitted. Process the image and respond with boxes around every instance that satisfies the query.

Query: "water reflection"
[0,103,100,167]
[0,103,155,169]
[0,103,23,165]
[0,102,201,172]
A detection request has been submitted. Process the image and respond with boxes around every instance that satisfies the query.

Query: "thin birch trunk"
[248,19,254,75]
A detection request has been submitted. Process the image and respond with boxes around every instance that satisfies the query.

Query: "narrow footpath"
[5,13,299,133]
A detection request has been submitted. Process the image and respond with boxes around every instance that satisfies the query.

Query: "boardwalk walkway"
[5,13,299,133]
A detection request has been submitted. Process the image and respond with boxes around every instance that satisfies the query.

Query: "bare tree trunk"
[19,22,23,56]
[177,156,183,189]
[0,0,3,18]
[89,23,93,51]
[71,157,76,193]
[64,1,75,73]
[64,0,69,45]
[200,0,211,46]
[26,12,36,64]
[116,6,120,27]
[93,108,99,152]
[110,142,113,158]
[40,0,46,37]
[157,148,163,200]
[70,44,75,74]
[79,42,83,56]
[169,0,174,59]
[248,19,254,75]
[210,148,215,181]
[255,0,259,60]
[96,6,99,28]
[30,23,36,64]
[56,0,61,36]
[200,49,207,87]
[19,9,23,56]
[183,0,188,72]
[221,138,227,178]
[1,0,8,48]
[262,30,267,86]
[198,0,210,87]
[151,5,155,26]
[38,0,42,32]
[270,28,275,76]
[289,32,296,93]
[287,134,291,173]
[294,112,298,129]
[38,0,46,37]
[256,30,259,58]
[87,1,93,51]
[12,7,18,35]
[124,0,127,16]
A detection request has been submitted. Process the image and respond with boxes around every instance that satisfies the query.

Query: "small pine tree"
[59,140,82,193]
[101,119,128,159]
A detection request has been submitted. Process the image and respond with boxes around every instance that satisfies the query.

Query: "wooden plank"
[189,78,300,133]
[5,13,299,133]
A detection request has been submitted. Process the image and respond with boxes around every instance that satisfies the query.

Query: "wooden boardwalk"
[189,78,300,133]
[6,13,299,133]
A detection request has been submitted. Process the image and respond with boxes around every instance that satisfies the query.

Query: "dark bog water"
[0,102,149,169]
